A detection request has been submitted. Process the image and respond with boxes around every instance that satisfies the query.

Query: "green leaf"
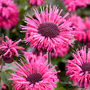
[51,54,70,65]
[19,54,27,63]
[11,54,27,65]
[54,82,66,90]
[1,69,14,90]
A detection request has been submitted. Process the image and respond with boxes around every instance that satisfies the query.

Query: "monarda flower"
[0,36,24,57]
[70,15,90,45]
[0,0,19,30]
[27,0,44,6]
[21,5,73,55]
[63,0,90,12]
[10,59,59,90]
[66,47,90,89]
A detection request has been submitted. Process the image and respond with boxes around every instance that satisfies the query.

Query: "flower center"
[81,62,90,72]
[37,22,60,38]
[2,3,7,7]
[26,73,42,84]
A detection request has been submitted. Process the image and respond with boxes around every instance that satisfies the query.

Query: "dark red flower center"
[0,3,8,20]
[26,73,42,84]
[81,62,90,72]
[2,3,7,7]
[37,22,60,38]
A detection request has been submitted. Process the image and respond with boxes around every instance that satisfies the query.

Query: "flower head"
[21,5,73,54]
[0,0,19,30]
[63,0,90,12]
[10,58,59,90]
[27,0,44,6]
[66,47,90,89]
[0,36,24,57]
[70,15,90,45]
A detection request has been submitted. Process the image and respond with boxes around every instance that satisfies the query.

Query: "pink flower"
[70,15,90,45]
[63,0,90,12]
[21,5,73,55]
[28,0,44,6]
[10,59,60,90]
[0,0,19,30]
[0,36,24,57]
[66,47,90,89]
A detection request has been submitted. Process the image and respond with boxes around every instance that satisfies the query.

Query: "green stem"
[47,52,51,64]
[0,60,4,72]
[5,30,9,37]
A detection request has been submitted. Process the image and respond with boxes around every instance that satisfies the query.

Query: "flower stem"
[47,52,51,64]
[5,30,9,37]
[0,60,4,72]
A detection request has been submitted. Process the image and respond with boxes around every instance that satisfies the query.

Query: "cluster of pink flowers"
[0,4,74,89]
[66,47,90,89]
[28,0,44,6]
[1,0,90,89]
[0,0,19,30]
[63,0,90,12]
